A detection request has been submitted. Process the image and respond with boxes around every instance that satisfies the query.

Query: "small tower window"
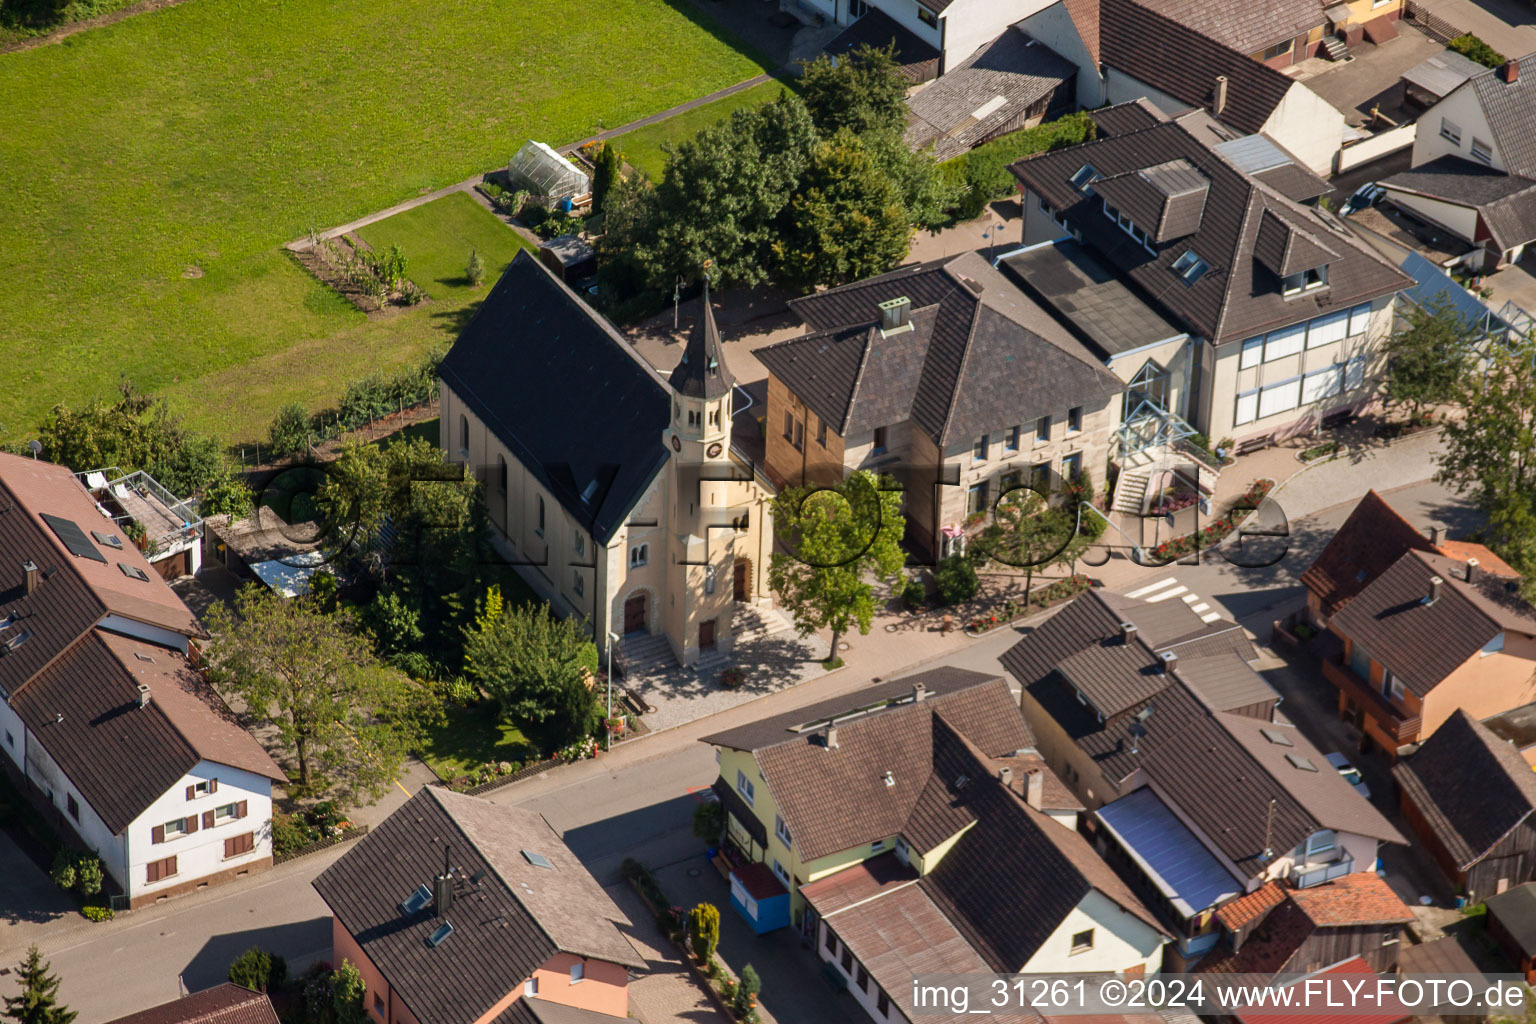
[630,544,649,567]
[536,496,545,537]
[709,406,719,427]
[688,409,701,427]
[458,415,469,456]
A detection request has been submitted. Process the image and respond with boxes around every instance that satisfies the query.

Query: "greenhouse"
[507,140,591,201]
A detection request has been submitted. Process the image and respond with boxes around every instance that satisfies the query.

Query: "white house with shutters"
[0,453,284,908]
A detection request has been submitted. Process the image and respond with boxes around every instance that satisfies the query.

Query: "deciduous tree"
[799,45,907,138]
[204,587,434,801]
[591,142,622,215]
[773,131,910,289]
[1383,296,1474,418]
[768,470,905,658]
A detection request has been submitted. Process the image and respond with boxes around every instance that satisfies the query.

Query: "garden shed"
[508,140,590,201]
[538,234,597,282]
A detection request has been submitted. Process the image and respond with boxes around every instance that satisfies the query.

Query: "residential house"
[313,785,645,1024]
[77,467,204,581]
[1485,882,1536,983]
[755,250,1124,560]
[1002,587,1405,958]
[1378,55,1536,271]
[700,665,1166,1024]
[806,0,1067,83]
[1120,0,1402,72]
[104,984,279,1024]
[1197,873,1414,973]
[1391,709,1536,902]
[1485,701,1536,767]
[1008,100,1412,464]
[438,251,774,667]
[0,453,284,908]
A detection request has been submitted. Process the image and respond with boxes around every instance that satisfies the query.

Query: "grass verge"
[614,77,792,181]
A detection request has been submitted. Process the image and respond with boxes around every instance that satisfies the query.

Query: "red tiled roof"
[1287,873,1414,927]
[1235,957,1410,1024]
[1216,881,1286,931]
[800,853,920,916]
[1437,540,1521,578]
[732,860,787,901]
[104,984,279,1024]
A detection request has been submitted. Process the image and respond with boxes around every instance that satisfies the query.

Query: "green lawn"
[0,0,767,445]
[615,77,793,181]
[355,192,533,303]
[418,700,538,782]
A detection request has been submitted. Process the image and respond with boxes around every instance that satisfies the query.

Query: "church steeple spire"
[669,277,735,400]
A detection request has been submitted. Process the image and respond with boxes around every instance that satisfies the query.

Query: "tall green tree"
[1436,331,1536,592]
[768,470,905,657]
[39,377,183,473]
[1383,296,1474,419]
[331,961,368,1024]
[591,142,622,215]
[773,131,911,289]
[975,486,1090,599]
[461,589,600,751]
[204,586,436,801]
[3,947,75,1024]
[799,45,907,138]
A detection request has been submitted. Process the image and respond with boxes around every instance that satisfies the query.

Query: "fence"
[1335,122,1417,174]
[1402,0,1465,44]
[445,757,562,797]
[273,824,370,865]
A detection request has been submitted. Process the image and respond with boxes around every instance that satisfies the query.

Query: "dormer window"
[1103,202,1154,253]
[1283,265,1328,295]
[1172,249,1210,284]
[1070,163,1102,193]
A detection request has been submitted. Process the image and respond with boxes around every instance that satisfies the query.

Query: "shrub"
[228,947,287,993]
[73,855,103,896]
[935,553,979,606]
[692,800,724,843]
[271,810,308,856]
[942,113,1097,219]
[718,666,746,690]
[268,403,311,459]
[734,964,761,1017]
[900,575,926,610]
[82,904,113,922]
[689,902,720,962]
[49,849,76,891]
[201,474,254,518]
[466,248,485,287]
[1449,33,1504,68]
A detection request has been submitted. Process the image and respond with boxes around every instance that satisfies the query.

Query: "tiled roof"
[1095,160,1211,242]
[1437,540,1520,578]
[800,852,920,916]
[1216,881,1286,931]
[669,286,734,399]
[905,29,1076,161]
[1130,0,1323,54]
[1099,0,1298,135]
[1287,873,1414,927]
[1301,490,1439,616]
[438,251,671,545]
[104,986,279,1024]
[823,8,941,83]
[1233,957,1411,1024]
[1397,934,1486,975]
[1005,590,1401,878]
[313,787,640,1024]
[1462,53,1536,178]
[1380,156,1536,250]
[1063,0,1102,65]
[1010,108,1410,346]
[1392,710,1536,869]
[1331,550,1536,695]
[1089,98,1167,137]
[1485,882,1536,954]
[765,252,1122,446]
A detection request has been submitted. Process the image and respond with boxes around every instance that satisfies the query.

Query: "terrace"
[75,468,203,574]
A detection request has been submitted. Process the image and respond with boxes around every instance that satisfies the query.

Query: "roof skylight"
[1172,249,1211,284]
[1070,163,1102,193]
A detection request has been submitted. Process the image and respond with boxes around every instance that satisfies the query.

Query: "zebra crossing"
[1123,576,1224,623]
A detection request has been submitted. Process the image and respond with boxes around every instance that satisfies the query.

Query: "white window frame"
[1258,376,1303,419]
[1482,632,1506,657]
[736,769,755,806]
[1303,366,1343,405]
[1348,302,1372,337]
[1440,118,1462,146]
[214,802,239,824]
[525,978,539,997]
[1345,354,1366,391]
[1235,389,1260,426]
[1282,266,1329,295]
[163,817,190,839]
[1471,137,1493,164]
[1305,829,1336,859]
[1264,324,1306,361]
[775,814,793,849]
[1306,310,1349,348]
[629,543,648,568]
[570,963,584,984]
[1241,336,1264,370]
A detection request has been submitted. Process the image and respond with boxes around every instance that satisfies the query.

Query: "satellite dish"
[27,440,41,459]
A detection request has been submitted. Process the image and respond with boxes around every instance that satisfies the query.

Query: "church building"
[437,251,774,666]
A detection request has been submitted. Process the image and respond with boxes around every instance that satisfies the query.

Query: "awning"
[712,776,768,848]
[1095,786,1244,919]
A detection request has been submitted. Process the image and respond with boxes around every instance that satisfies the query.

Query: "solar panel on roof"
[41,513,107,563]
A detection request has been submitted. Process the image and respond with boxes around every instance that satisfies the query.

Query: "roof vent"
[522,849,554,869]
[433,846,454,916]
[882,770,895,788]
[1424,575,1444,606]
[878,296,912,334]
[1120,621,1137,644]
[1160,650,1177,673]
[1466,557,1479,583]
[137,684,151,709]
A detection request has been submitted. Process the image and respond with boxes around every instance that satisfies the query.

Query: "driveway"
[1410,0,1536,53]
[1301,24,1443,125]
[0,828,77,954]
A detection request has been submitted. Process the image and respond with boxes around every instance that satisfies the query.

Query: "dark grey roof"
[669,284,735,399]
[1331,549,1536,696]
[1089,98,1169,137]
[1100,0,1298,135]
[1485,883,1536,954]
[438,250,671,544]
[1010,109,1412,344]
[1392,710,1536,869]
[1095,160,1212,242]
[313,787,641,1024]
[1130,0,1324,53]
[905,28,1075,161]
[1380,155,1536,251]
[999,239,1187,358]
[763,253,1122,446]
[1483,701,1536,751]
[1462,53,1536,177]
[1253,209,1339,277]
[1003,588,1402,877]
[823,8,941,83]
[1176,652,1279,712]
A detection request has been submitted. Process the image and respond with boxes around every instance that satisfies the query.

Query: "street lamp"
[605,631,621,750]
[981,221,1005,260]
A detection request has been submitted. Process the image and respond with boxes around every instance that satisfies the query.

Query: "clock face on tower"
[707,442,723,458]
[671,435,682,452]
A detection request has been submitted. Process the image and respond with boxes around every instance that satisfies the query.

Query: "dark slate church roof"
[438,250,671,544]
[669,283,735,399]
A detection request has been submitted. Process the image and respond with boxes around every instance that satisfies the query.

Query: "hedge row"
[941,112,1098,220]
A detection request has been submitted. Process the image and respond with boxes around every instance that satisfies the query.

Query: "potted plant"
[606,716,627,736]
[123,519,148,551]
[718,666,746,690]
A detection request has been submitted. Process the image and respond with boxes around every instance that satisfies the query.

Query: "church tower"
[663,277,736,467]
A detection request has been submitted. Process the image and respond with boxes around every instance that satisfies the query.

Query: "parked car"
[1325,751,1370,799]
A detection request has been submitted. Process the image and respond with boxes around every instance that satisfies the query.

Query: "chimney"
[1160,650,1177,674]
[21,560,36,595]
[1213,75,1229,117]
[997,765,1013,788]
[1025,770,1044,810]
[825,726,839,750]
[1502,58,1520,83]
[1466,557,1480,583]
[1428,525,1442,546]
[433,847,453,917]
[913,681,928,702]
[1425,575,1444,606]
[137,684,151,709]
[1120,621,1137,644]
[878,296,912,333]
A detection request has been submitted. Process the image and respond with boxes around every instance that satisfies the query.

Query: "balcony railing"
[1320,654,1422,745]
[1294,853,1354,888]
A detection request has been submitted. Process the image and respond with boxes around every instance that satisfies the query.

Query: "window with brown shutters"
[236,800,248,819]
[146,855,177,883]
[152,824,166,844]
[185,814,198,836]
[202,810,215,830]
[224,833,254,858]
